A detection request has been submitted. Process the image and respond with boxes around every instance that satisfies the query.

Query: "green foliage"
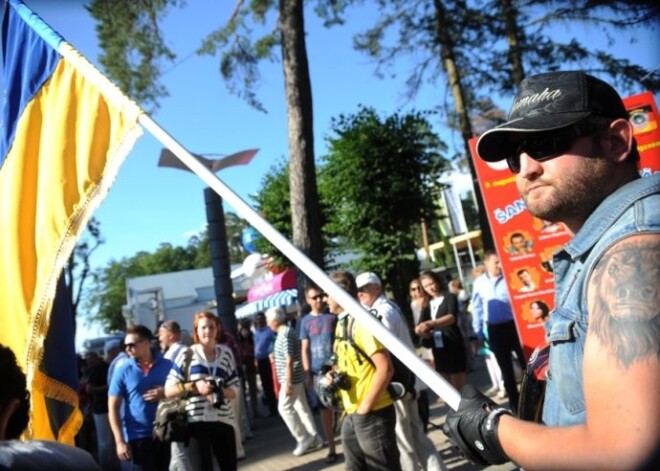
[355,0,658,102]
[197,2,281,113]
[84,214,250,332]
[88,0,348,112]
[86,0,179,111]
[318,106,450,302]
[65,217,105,335]
[250,159,293,268]
[472,0,660,94]
[86,242,196,331]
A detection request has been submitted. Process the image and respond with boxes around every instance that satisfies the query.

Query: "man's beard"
[521,156,614,224]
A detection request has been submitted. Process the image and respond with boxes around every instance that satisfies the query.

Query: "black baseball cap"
[477,71,628,162]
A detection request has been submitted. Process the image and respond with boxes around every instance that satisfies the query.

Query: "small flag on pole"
[0,0,143,442]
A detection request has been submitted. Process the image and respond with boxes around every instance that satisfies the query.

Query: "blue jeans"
[341,405,401,471]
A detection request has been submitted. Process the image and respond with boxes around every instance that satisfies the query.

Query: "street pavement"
[238,355,520,471]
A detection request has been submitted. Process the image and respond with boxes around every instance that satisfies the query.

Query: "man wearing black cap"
[444,71,659,470]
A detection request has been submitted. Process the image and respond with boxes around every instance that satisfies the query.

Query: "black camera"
[326,371,351,393]
[319,354,340,376]
[315,354,350,410]
[206,377,225,409]
[315,370,351,411]
[319,355,350,393]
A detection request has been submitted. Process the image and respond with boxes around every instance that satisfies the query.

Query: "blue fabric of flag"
[0,0,142,443]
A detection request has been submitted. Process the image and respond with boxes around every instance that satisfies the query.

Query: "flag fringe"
[33,370,84,442]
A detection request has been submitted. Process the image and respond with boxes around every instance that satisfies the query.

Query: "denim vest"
[542,174,660,426]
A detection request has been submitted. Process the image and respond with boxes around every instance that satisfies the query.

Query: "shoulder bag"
[153,348,193,442]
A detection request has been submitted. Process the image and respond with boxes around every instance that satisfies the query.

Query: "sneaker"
[485,386,499,395]
[293,435,315,457]
[308,434,323,452]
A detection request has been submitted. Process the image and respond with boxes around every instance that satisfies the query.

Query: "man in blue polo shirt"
[108,325,172,471]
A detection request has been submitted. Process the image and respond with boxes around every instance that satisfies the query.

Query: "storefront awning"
[235,288,298,319]
[247,268,296,302]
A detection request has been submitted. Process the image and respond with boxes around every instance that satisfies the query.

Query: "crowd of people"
[66,259,521,471]
[5,71,657,471]
[73,315,259,471]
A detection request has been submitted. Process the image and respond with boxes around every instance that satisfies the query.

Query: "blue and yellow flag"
[0,0,142,442]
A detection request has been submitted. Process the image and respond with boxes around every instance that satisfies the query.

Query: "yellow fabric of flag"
[1,0,143,442]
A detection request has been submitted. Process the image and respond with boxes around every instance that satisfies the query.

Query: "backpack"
[337,313,416,400]
[153,348,193,443]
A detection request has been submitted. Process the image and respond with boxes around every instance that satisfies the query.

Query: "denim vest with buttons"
[542,174,660,427]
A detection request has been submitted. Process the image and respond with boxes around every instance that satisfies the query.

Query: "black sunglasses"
[506,121,604,174]
[310,293,327,301]
[125,339,146,349]
[410,286,421,291]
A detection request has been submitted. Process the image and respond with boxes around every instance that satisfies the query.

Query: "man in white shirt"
[356,272,447,471]
[158,320,186,362]
[158,320,189,470]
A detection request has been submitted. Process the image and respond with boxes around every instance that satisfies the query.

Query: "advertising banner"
[470,92,660,358]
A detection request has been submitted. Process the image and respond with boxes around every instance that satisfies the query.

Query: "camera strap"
[195,344,220,377]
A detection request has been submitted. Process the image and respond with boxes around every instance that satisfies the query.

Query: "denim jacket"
[542,174,660,426]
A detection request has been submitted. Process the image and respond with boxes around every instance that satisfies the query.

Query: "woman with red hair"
[165,311,240,470]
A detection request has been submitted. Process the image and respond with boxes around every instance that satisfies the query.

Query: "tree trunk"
[502,0,525,86]
[433,0,495,251]
[279,0,324,294]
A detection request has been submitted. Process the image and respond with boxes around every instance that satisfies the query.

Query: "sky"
[21,1,658,344]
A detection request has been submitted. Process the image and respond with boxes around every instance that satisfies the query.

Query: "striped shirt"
[165,344,239,426]
[164,341,186,363]
[273,325,305,385]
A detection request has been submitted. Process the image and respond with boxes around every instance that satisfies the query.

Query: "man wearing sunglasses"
[108,325,173,470]
[444,71,659,470]
[299,285,338,463]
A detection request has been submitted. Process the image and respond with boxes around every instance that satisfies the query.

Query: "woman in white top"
[165,311,240,471]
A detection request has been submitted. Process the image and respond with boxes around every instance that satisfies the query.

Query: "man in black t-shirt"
[0,344,101,470]
[86,351,118,470]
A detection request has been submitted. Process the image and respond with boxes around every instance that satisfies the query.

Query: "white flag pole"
[138,114,461,410]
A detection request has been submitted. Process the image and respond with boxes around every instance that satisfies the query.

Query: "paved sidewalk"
[238,356,520,470]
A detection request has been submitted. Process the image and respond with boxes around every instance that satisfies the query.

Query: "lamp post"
[158,148,258,336]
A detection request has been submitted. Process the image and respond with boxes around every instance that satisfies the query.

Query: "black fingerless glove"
[443,384,511,466]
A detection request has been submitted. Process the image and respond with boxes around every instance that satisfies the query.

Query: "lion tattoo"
[589,237,660,368]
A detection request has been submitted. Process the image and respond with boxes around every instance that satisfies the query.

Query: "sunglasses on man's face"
[506,122,602,174]
[125,339,146,349]
[310,293,327,301]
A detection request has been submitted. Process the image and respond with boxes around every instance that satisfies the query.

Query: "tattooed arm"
[582,234,660,467]
[493,234,660,470]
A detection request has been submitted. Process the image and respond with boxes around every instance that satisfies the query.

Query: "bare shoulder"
[587,233,660,368]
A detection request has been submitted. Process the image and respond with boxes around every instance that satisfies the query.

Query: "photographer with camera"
[327,270,401,471]
[164,311,240,471]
